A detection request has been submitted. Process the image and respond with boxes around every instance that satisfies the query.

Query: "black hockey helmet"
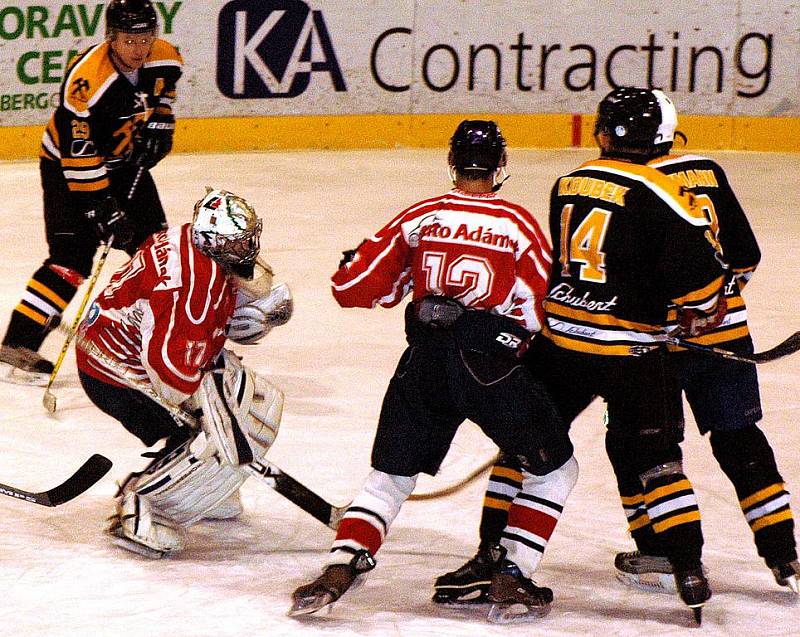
[106,0,158,34]
[449,120,507,174]
[594,87,677,156]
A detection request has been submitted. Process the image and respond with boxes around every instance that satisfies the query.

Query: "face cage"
[197,219,262,270]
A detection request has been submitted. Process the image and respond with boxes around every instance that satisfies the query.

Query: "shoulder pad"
[62,43,118,117]
[581,158,709,226]
[146,39,184,67]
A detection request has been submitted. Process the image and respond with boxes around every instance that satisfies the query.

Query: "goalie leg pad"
[198,348,283,466]
[108,433,248,556]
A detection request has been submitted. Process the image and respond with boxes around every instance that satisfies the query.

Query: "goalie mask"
[594,87,678,158]
[192,188,263,280]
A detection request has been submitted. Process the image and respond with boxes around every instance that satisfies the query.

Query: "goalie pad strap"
[127,435,248,526]
[211,370,255,465]
[198,349,283,467]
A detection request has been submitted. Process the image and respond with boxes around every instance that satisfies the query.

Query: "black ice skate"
[0,345,54,386]
[674,566,711,624]
[614,550,676,594]
[288,550,376,616]
[432,544,499,605]
[771,560,800,594]
[486,560,553,624]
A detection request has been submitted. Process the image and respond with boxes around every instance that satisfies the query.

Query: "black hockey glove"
[131,113,175,169]
[339,239,367,268]
[84,196,133,249]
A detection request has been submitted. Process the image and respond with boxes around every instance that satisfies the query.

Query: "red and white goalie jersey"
[77,224,237,405]
[331,189,551,332]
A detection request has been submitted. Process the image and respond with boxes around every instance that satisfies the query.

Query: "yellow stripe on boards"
[2,114,800,161]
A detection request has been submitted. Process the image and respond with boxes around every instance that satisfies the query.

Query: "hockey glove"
[84,196,133,249]
[339,239,367,268]
[673,296,728,338]
[131,113,175,169]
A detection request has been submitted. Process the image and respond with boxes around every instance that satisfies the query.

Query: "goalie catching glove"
[197,348,283,466]
[227,282,293,344]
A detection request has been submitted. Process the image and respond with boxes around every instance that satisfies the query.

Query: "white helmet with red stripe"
[191,188,262,279]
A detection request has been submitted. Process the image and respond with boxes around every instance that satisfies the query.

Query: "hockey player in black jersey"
[0,0,182,385]
[613,108,800,597]
[434,88,799,608]
[434,87,727,623]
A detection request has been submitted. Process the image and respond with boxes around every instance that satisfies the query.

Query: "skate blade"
[432,588,489,606]
[615,569,677,594]
[108,534,166,559]
[486,601,551,624]
[780,575,799,594]
[0,361,49,387]
[692,606,703,624]
[287,591,336,617]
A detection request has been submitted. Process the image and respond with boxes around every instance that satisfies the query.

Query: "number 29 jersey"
[331,189,552,333]
[543,158,725,355]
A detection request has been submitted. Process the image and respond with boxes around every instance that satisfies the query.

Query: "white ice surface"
[0,148,798,637]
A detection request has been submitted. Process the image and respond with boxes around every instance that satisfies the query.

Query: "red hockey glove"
[674,296,727,337]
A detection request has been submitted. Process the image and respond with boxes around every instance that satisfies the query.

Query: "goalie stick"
[0,454,112,507]
[665,330,800,364]
[61,325,493,528]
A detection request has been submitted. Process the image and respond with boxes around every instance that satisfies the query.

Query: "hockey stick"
[64,326,347,529]
[408,453,498,501]
[43,166,145,412]
[0,454,112,507]
[665,331,800,364]
[42,239,114,413]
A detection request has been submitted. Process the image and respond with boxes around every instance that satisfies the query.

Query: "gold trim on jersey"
[576,158,708,226]
[672,275,724,308]
[62,43,117,117]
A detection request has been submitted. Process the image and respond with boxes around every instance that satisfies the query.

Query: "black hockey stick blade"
[248,460,348,530]
[0,454,112,507]
[667,331,800,365]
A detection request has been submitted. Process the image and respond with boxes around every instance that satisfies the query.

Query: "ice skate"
[485,560,553,624]
[432,544,498,605]
[288,550,376,617]
[674,566,711,624]
[614,550,676,594]
[0,345,53,386]
[771,560,800,594]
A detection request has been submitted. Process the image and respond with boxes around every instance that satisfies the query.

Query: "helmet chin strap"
[492,166,510,192]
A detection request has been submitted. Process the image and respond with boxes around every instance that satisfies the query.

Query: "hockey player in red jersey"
[289,121,579,623]
[76,189,290,558]
[0,0,183,384]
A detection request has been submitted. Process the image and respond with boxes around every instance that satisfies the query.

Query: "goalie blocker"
[109,349,284,558]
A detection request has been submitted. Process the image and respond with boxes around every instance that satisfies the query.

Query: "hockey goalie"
[75,188,292,558]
